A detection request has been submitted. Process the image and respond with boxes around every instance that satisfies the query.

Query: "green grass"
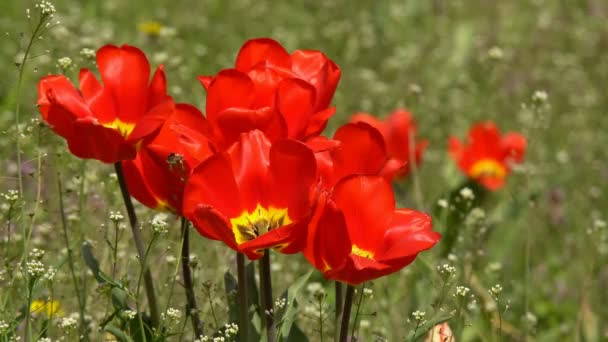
[1,0,607,341]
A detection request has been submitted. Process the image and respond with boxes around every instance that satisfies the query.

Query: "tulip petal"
[78,69,116,124]
[377,209,439,263]
[501,132,527,163]
[267,139,316,219]
[183,153,242,219]
[235,38,291,72]
[332,175,395,252]
[97,44,151,123]
[277,78,317,138]
[331,122,388,183]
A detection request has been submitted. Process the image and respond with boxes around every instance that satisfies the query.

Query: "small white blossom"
[223,322,239,337]
[124,310,136,320]
[56,57,72,71]
[162,308,181,323]
[43,266,56,281]
[27,260,46,278]
[30,248,45,259]
[459,187,475,201]
[363,287,374,298]
[532,90,548,104]
[455,286,470,297]
[437,263,456,278]
[38,338,52,342]
[412,310,426,322]
[109,211,124,222]
[489,284,503,297]
[437,198,448,208]
[274,297,286,310]
[79,48,95,59]
[58,317,77,330]
[35,1,56,15]
[151,214,169,234]
[487,46,504,60]
[1,190,19,203]
[0,320,9,333]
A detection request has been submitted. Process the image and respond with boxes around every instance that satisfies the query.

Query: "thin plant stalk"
[57,175,87,339]
[114,162,160,327]
[259,250,275,342]
[181,218,204,337]
[350,284,366,339]
[237,253,249,342]
[334,281,344,341]
[338,285,355,342]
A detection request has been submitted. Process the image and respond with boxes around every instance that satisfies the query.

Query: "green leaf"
[104,325,132,342]
[433,180,487,257]
[81,241,105,283]
[128,313,153,342]
[278,270,313,339]
[411,315,453,341]
[111,287,130,311]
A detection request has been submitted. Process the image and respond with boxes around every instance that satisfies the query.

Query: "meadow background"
[1,0,607,340]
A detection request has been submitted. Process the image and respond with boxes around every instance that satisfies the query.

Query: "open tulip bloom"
[305,175,440,285]
[350,109,427,180]
[37,45,174,163]
[197,38,341,149]
[449,121,526,190]
[182,130,316,259]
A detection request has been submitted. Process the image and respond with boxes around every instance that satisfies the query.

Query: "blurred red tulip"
[449,121,526,190]
[351,109,427,180]
[304,175,440,285]
[182,130,316,259]
[122,104,214,213]
[37,45,173,163]
[198,38,341,148]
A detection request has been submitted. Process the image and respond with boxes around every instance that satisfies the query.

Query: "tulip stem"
[237,253,249,341]
[114,162,160,327]
[334,281,344,338]
[339,285,355,342]
[181,217,204,337]
[259,250,275,342]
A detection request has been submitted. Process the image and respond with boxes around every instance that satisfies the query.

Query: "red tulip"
[304,175,440,285]
[198,38,341,148]
[182,130,316,259]
[351,109,427,180]
[315,122,395,187]
[37,45,173,163]
[122,104,214,213]
[449,121,526,190]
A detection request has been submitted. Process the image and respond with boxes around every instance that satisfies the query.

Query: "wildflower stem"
[338,284,355,342]
[180,218,204,338]
[57,175,88,340]
[350,284,365,339]
[114,162,160,327]
[237,252,249,342]
[259,250,275,342]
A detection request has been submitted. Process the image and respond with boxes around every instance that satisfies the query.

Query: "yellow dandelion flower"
[138,21,163,36]
[30,299,64,318]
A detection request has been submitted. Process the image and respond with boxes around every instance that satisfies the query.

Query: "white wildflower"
[151,213,169,234]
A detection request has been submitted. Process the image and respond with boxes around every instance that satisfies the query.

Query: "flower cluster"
[36,36,527,289]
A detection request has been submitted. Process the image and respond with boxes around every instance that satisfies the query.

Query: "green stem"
[237,253,249,342]
[259,250,275,342]
[114,162,160,327]
[349,285,365,339]
[181,218,204,337]
[338,285,355,342]
[335,282,343,324]
[58,175,87,339]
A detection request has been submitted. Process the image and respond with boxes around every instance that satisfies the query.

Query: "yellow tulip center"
[230,204,292,245]
[351,245,375,259]
[469,159,506,179]
[103,118,136,138]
